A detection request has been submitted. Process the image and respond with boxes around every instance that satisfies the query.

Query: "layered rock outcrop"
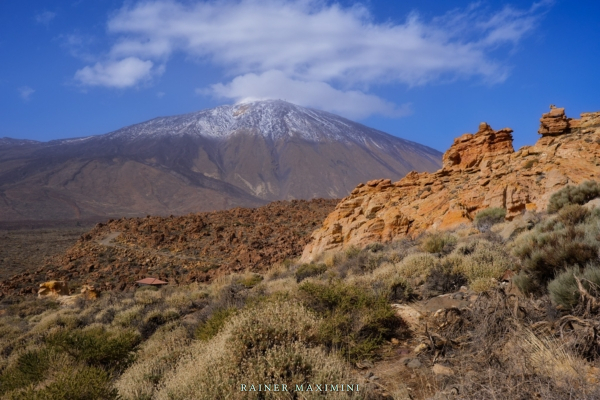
[301,107,600,261]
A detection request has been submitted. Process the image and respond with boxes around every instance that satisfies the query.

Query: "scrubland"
[1,182,600,399]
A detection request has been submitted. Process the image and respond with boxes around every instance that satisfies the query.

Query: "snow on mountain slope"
[105,100,417,146]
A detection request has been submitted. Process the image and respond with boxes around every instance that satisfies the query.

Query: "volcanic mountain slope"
[0,100,441,222]
[0,199,337,297]
[302,107,600,261]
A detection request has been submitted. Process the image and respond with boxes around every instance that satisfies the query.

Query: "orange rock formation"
[301,107,600,261]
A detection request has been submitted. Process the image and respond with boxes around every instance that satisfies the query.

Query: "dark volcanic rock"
[0,199,337,296]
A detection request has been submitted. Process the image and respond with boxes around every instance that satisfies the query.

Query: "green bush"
[548,265,600,309]
[46,326,140,371]
[474,207,506,231]
[547,180,600,213]
[0,348,52,395]
[295,263,327,282]
[195,308,237,341]
[548,267,580,310]
[512,271,535,295]
[17,365,118,400]
[513,228,598,291]
[298,281,402,361]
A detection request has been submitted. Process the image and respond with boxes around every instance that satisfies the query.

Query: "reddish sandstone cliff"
[301,107,600,261]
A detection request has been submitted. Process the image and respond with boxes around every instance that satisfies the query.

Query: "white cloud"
[74,57,154,88]
[18,86,35,101]
[35,11,56,25]
[75,0,549,117]
[207,70,412,119]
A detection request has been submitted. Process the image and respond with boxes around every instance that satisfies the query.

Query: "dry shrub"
[335,246,390,277]
[548,180,600,213]
[474,207,506,232]
[322,251,345,268]
[112,305,145,328]
[115,323,191,400]
[397,252,439,285]
[11,363,118,399]
[451,240,513,292]
[6,298,59,318]
[295,263,327,282]
[165,291,193,309]
[298,281,403,361]
[512,208,600,292]
[155,301,357,399]
[423,257,469,298]
[29,308,83,334]
[548,264,600,310]
[45,324,140,371]
[264,262,291,281]
[516,328,582,383]
[420,232,457,254]
[134,287,163,305]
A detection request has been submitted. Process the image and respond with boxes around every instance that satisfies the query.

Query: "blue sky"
[1,0,599,152]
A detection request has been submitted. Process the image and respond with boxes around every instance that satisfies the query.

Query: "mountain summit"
[0,100,441,222]
[108,99,420,143]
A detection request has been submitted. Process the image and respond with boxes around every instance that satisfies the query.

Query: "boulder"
[432,364,455,376]
[80,284,99,300]
[38,281,69,297]
[392,304,423,331]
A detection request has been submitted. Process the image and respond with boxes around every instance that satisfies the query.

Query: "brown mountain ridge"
[0,100,441,223]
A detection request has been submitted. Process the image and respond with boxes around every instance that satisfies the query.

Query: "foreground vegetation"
[1,182,600,399]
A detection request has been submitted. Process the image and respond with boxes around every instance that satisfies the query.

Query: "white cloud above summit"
[206,70,412,120]
[74,0,549,118]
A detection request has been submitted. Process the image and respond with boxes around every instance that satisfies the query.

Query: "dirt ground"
[0,226,92,282]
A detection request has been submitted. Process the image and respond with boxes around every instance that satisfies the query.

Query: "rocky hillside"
[0,100,441,222]
[302,107,600,261]
[0,199,337,297]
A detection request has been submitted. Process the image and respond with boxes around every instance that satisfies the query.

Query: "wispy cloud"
[206,70,412,119]
[59,33,97,62]
[18,86,35,101]
[35,11,57,25]
[74,0,550,118]
[74,57,155,88]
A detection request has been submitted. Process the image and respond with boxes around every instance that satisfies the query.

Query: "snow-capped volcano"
[0,100,442,222]
[107,99,408,143]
